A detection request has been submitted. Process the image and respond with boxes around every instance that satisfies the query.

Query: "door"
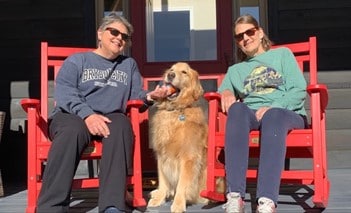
[128,0,233,173]
[130,0,233,77]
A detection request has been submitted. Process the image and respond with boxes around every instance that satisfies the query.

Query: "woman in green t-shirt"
[220,14,307,213]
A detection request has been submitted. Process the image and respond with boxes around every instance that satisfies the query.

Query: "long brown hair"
[234,14,272,62]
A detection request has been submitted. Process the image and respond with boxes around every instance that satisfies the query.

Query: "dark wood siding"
[0,0,96,182]
[0,0,350,183]
[268,0,351,71]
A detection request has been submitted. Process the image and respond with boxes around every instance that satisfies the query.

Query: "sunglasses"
[234,27,258,42]
[105,27,130,41]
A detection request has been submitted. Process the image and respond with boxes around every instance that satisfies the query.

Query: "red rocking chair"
[200,36,330,208]
[21,42,146,213]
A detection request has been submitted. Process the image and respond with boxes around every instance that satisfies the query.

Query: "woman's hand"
[255,106,271,121]
[146,85,168,101]
[221,90,237,113]
[85,114,111,138]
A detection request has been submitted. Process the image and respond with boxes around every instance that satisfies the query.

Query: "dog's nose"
[167,72,175,81]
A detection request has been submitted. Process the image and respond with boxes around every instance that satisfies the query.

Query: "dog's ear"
[191,69,204,100]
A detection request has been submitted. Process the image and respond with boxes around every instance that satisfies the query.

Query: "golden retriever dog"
[147,62,208,212]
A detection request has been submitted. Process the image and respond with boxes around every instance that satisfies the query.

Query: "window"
[145,0,217,62]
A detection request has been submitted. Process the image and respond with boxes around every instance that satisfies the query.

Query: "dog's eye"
[181,70,187,74]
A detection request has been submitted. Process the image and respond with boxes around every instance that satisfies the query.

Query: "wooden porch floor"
[0,169,350,212]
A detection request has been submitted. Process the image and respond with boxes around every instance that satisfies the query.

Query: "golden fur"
[147,62,208,212]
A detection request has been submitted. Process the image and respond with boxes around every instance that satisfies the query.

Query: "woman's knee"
[50,113,90,138]
[262,108,305,129]
[103,113,134,153]
[261,108,286,122]
[227,102,253,123]
[107,113,131,127]
[106,113,133,137]
[228,102,250,116]
[66,121,89,138]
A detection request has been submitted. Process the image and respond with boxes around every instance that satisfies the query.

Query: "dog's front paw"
[147,189,166,207]
[170,196,186,213]
[170,202,186,213]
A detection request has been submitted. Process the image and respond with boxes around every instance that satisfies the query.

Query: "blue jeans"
[224,102,306,204]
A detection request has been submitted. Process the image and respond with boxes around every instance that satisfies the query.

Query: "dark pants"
[37,112,133,213]
[224,102,306,204]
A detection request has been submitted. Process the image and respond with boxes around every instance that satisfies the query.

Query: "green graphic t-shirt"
[219,47,307,116]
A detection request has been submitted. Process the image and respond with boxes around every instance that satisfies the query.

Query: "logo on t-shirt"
[81,68,128,87]
[244,65,283,95]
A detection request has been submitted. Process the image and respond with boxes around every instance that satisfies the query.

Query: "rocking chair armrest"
[20,98,40,113]
[204,92,221,102]
[204,92,225,117]
[127,99,145,110]
[307,84,329,112]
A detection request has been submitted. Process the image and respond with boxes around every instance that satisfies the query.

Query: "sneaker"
[104,206,123,213]
[222,192,245,213]
[256,197,276,213]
